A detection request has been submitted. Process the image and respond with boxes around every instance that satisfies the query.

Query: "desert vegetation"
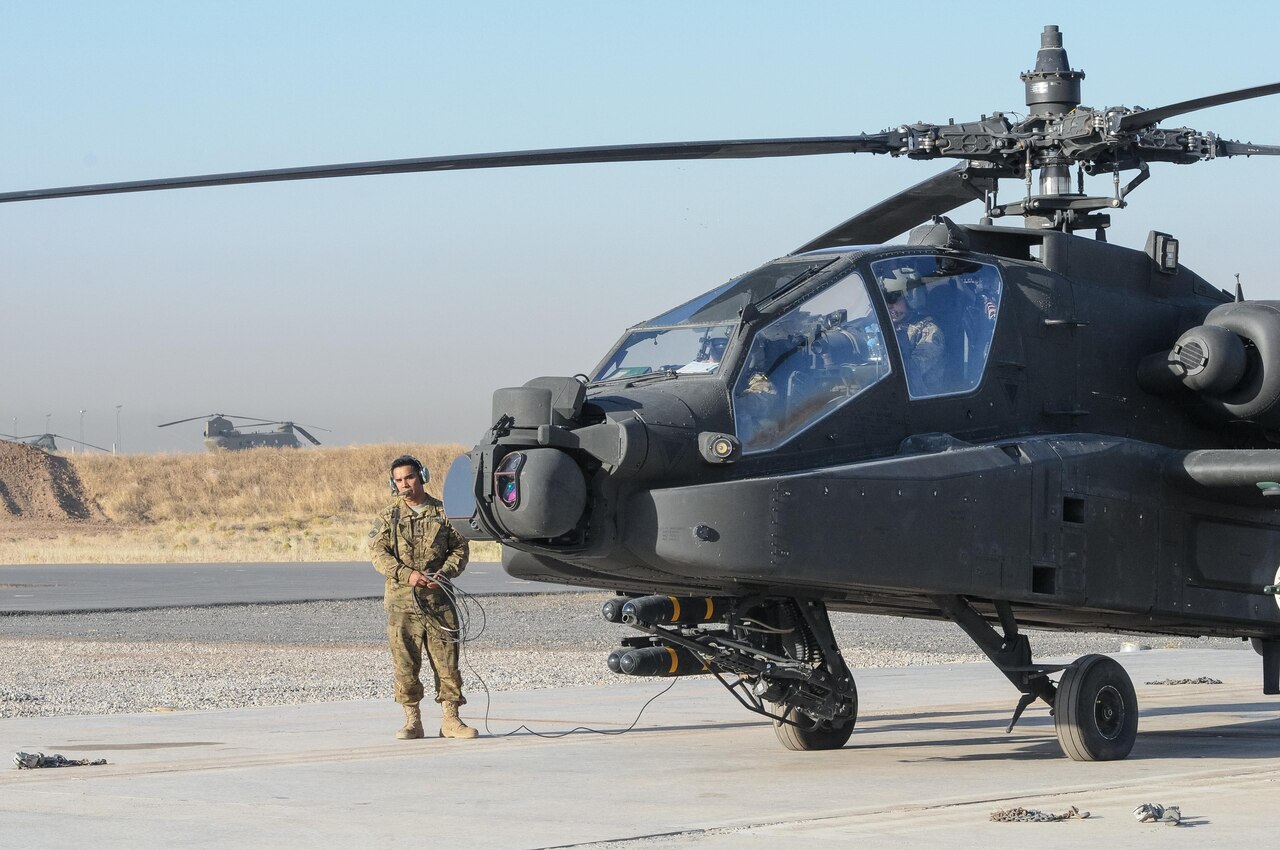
[0,444,501,563]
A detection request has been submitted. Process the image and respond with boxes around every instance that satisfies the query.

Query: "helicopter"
[1,427,112,455]
[2,25,1280,762]
[1,432,111,453]
[156,414,326,451]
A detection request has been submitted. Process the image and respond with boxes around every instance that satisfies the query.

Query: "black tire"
[1054,654,1138,761]
[770,687,858,751]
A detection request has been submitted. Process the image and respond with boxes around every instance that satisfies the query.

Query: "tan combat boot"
[396,703,424,740]
[440,701,479,739]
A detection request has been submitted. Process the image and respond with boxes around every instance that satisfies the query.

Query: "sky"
[2,1,1278,453]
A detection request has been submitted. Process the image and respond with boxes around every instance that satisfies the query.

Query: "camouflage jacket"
[369,494,469,612]
[899,315,945,394]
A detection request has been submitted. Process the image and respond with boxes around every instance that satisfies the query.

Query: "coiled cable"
[416,576,677,738]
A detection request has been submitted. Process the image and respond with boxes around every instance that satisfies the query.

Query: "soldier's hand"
[408,570,440,590]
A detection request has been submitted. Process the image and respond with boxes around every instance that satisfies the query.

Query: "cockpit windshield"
[590,258,836,382]
[733,269,890,451]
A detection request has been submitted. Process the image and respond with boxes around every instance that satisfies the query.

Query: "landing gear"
[1054,653,1138,761]
[605,594,857,751]
[771,684,857,751]
[932,594,1140,761]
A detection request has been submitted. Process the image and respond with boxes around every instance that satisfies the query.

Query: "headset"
[389,454,429,493]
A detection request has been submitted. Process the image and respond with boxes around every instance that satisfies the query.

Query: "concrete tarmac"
[0,561,570,612]
[3,647,1277,848]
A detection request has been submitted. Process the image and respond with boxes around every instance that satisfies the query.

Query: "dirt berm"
[0,440,104,523]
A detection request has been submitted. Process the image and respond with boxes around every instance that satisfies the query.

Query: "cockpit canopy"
[590,250,1005,453]
[590,258,836,382]
[732,254,1004,451]
[732,266,889,451]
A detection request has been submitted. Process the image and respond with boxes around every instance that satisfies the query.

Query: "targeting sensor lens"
[494,452,526,510]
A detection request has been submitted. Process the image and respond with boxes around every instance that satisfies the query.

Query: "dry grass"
[73,443,463,523]
[0,444,501,564]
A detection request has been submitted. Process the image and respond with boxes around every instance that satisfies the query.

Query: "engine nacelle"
[1139,301,1280,427]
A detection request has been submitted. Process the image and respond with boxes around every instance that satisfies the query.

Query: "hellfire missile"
[620,595,727,626]
[615,645,712,677]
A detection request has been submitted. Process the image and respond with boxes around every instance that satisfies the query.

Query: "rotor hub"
[1021,25,1085,118]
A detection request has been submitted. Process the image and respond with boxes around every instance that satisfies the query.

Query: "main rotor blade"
[1118,82,1280,131]
[158,413,278,427]
[1218,139,1280,157]
[157,414,218,427]
[0,136,896,204]
[293,425,322,446]
[791,164,989,254]
[49,433,112,453]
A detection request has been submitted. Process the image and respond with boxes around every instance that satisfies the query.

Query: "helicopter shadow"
[872,707,1280,762]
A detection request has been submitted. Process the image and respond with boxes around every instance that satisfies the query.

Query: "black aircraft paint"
[6,25,1280,761]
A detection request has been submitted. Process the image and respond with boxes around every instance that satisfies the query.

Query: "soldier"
[886,292,946,395]
[370,454,478,740]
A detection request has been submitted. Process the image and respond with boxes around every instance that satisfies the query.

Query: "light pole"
[115,404,123,454]
[79,409,86,454]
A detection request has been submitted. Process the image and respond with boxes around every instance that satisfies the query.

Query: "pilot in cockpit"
[886,291,946,395]
[678,335,729,374]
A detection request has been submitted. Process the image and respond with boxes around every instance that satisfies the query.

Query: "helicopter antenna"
[1236,273,1245,302]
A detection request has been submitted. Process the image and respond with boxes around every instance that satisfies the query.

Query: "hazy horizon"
[3,3,1278,453]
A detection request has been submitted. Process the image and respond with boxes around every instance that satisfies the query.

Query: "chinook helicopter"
[1,433,110,453]
[157,414,325,451]
[3,25,1280,762]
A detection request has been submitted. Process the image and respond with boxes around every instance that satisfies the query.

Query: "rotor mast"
[1022,25,1084,201]
[1003,25,1113,234]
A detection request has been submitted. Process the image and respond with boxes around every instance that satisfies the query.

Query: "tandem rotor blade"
[49,434,112,453]
[157,414,220,428]
[1117,82,1280,131]
[157,413,280,427]
[0,136,897,204]
[791,164,991,254]
[292,425,322,446]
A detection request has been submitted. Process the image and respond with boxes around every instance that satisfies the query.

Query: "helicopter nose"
[444,448,587,541]
[445,375,715,545]
[489,448,587,538]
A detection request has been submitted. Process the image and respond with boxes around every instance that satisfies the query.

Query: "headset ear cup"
[389,455,428,493]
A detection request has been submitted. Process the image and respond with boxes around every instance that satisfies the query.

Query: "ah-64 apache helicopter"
[3,25,1280,761]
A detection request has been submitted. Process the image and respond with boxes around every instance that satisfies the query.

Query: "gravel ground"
[0,592,1248,718]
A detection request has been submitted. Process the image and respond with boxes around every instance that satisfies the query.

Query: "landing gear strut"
[933,594,1139,761]
[604,594,857,751]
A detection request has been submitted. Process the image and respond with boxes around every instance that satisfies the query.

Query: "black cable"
[416,577,679,738]
[469,646,679,740]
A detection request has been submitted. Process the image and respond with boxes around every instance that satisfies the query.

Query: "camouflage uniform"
[370,493,470,706]
[897,314,946,395]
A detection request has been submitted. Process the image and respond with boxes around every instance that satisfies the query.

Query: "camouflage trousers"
[387,594,465,706]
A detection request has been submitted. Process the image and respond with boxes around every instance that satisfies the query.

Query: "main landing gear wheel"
[1054,654,1138,761]
[770,688,858,751]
